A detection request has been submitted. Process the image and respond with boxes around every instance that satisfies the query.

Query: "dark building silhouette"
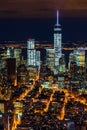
[6,58,17,86]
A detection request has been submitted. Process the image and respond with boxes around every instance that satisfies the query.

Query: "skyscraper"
[54,10,62,74]
[46,48,54,71]
[7,48,11,58]
[27,39,36,66]
[69,48,85,69]
[36,50,41,71]
[74,48,85,67]
[6,58,16,86]
[14,48,21,67]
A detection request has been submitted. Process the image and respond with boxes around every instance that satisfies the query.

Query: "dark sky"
[0,17,87,43]
[0,0,87,42]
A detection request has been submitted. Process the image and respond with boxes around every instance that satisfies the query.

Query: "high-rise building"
[54,10,62,74]
[17,64,28,86]
[27,39,41,68]
[36,50,41,71]
[27,39,36,66]
[58,54,66,73]
[74,48,85,67]
[27,66,38,80]
[6,58,17,86]
[69,48,85,69]
[27,38,35,49]
[46,48,54,71]
[14,48,21,67]
[68,53,76,70]
[7,48,11,58]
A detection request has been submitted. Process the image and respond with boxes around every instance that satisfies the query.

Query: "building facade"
[54,11,62,74]
[27,39,36,66]
[46,48,54,71]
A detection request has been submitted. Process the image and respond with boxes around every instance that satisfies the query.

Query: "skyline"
[0,4,87,129]
[0,27,87,130]
[0,1,87,129]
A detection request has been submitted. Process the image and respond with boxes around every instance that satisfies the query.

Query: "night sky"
[0,0,87,42]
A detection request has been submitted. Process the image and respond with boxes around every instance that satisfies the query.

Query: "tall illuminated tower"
[7,48,11,58]
[27,39,36,66]
[54,10,62,74]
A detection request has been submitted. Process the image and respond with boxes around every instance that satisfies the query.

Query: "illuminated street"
[11,74,39,130]
[10,78,87,130]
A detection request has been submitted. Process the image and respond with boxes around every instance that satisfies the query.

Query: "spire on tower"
[57,10,59,25]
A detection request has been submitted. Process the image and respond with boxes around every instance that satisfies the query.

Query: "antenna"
[57,10,59,25]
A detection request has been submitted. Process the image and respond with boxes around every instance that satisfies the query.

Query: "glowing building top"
[56,10,59,25]
[54,10,62,69]
[27,38,35,49]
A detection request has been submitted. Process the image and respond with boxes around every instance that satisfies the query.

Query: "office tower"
[68,53,76,70]
[74,48,85,67]
[27,39,36,66]
[17,64,28,86]
[7,48,11,58]
[6,58,17,86]
[27,66,38,80]
[0,49,10,69]
[14,48,21,67]
[69,48,85,69]
[54,10,62,74]
[46,48,54,71]
[27,38,35,49]
[59,54,66,73]
[36,50,41,72]
[70,61,77,72]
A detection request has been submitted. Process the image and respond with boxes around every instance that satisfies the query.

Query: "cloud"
[0,0,87,18]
